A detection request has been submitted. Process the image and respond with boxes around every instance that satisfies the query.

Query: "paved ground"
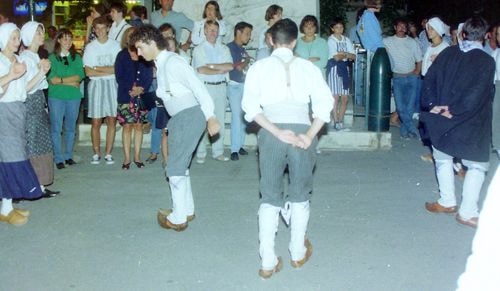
[2,127,495,291]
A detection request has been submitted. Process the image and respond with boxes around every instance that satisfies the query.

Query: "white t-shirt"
[422,41,449,76]
[19,49,48,94]
[108,19,131,43]
[83,38,121,80]
[327,34,355,60]
[0,54,28,103]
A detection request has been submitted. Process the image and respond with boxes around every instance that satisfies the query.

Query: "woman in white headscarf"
[419,17,451,162]
[20,21,59,198]
[422,17,450,76]
[0,23,47,226]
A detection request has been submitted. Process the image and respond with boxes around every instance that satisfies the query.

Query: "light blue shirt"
[151,10,194,43]
[356,10,384,52]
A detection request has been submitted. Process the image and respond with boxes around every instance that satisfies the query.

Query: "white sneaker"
[90,154,100,165]
[104,154,115,165]
[335,122,344,131]
[196,156,205,164]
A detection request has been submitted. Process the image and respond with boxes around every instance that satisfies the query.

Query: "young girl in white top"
[327,18,355,131]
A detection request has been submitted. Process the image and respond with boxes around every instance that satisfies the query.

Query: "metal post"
[29,0,35,21]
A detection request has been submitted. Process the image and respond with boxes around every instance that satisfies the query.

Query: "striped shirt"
[383,35,422,74]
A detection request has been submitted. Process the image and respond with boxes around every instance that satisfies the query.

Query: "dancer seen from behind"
[242,19,333,279]
[421,16,495,228]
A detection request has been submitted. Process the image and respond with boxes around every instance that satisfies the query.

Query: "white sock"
[1,198,14,216]
[40,185,45,192]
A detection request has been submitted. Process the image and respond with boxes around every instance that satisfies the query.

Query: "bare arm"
[26,59,51,92]
[254,113,302,146]
[85,65,115,77]
[197,62,233,75]
[1,61,27,92]
[413,61,422,75]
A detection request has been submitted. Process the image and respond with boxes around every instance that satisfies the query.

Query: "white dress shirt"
[242,47,333,124]
[154,50,215,120]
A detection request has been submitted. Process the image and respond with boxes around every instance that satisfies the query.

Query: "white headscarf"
[21,21,44,47]
[0,23,19,51]
[427,17,450,37]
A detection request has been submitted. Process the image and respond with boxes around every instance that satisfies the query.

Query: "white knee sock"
[185,170,194,216]
[289,201,310,261]
[258,203,280,270]
[1,198,14,216]
[167,176,188,224]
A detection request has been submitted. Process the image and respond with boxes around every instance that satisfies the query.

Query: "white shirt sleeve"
[191,20,205,46]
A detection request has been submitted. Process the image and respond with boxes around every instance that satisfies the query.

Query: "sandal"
[146,154,158,164]
[134,161,145,168]
[122,162,130,170]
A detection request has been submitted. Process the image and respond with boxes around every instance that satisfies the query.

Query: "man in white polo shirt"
[192,20,233,163]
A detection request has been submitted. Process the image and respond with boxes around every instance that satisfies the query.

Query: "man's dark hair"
[393,17,408,27]
[299,15,318,34]
[158,22,176,36]
[129,24,166,50]
[462,16,488,42]
[234,22,253,37]
[110,2,127,15]
[131,5,147,19]
[268,18,298,46]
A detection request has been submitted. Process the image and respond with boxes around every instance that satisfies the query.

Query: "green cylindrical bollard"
[368,47,391,132]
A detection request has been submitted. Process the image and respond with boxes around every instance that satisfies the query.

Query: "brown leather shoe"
[456,214,478,228]
[291,239,313,268]
[259,256,283,279]
[14,208,30,217]
[0,210,28,226]
[157,211,188,232]
[158,208,195,222]
[425,202,457,214]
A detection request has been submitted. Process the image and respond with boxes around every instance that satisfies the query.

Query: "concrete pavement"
[1,127,494,291]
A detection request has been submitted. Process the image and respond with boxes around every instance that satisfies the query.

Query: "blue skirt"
[0,101,43,199]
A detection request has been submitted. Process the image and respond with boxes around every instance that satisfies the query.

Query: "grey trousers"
[166,106,206,177]
[258,123,317,207]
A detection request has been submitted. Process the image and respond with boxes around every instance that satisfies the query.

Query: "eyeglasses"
[62,56,68,66]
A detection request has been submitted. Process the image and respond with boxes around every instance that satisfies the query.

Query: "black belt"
[204,81,227,85]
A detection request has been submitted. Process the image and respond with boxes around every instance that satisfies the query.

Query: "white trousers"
[433,147,489,219]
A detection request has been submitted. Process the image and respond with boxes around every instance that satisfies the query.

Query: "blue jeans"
[227,83,246,153]
[147,107,161,155]
[392,75,418,136]
[414,76,422,113]
[48,98,81,163]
